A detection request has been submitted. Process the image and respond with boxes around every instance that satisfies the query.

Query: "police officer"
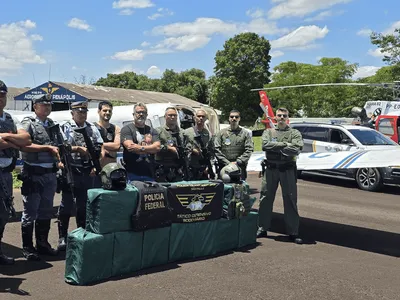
[214,109,253,180]
[257,108,304,244]
[0,80,32,264]
[56,101,103,251]
[155,107,189,182]
[19,93,61,260]
[120,103,160,182]
[184,109,215,180]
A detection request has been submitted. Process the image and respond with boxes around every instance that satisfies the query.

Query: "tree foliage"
[212,32,271,120]
[371,29,400,65]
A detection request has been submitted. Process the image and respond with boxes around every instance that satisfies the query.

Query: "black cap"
[0,80,8,94]
[71,101,88,112]
[32,94,53,104]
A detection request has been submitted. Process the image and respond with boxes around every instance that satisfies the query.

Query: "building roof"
[52,81,202,107]
[7,87,30,97]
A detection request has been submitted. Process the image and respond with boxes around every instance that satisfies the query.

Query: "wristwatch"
[141,146,145,152]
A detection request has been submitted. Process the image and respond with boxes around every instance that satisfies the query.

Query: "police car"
[290,122,400,191]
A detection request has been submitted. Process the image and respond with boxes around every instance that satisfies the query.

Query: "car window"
[329,129,351,144]
[291,125,307,133]
[302,127,329,142]
[348,129,397,145]
[378,118,395,135]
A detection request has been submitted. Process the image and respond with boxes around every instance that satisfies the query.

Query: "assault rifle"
[172,132,189,181]
[74,126,102,175]
[0,174,16,220]
[193,134,216,180]
[48,124,74,193]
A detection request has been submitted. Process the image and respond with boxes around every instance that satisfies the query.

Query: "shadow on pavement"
[269,212,400,257]
[0,277,30,296]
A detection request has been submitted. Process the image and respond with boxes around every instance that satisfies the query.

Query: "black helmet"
[0,80,8,94]
[220,163,242,183]
[100,162,127,190]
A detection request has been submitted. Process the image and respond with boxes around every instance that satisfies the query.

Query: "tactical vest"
[130,181,172,231]
[155,126,184,166]
[95,123,115,143]
[219,127,248,162]
[63,121,98,166]
[265,128,296,163]
[0,112,19,169]
[21,116,56,164]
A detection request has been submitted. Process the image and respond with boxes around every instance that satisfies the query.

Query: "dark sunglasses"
[277,114,287,118]
[135,111,147,115]
[230,116,240,119]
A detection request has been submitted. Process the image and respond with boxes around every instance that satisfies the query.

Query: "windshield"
[348,129,398,146]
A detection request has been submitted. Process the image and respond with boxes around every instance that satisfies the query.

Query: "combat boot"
[21,223,40,261]
[0,227,14,265]
[35,219,58,256]
[57,215,70,251]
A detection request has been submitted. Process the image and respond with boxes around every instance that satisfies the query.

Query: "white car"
[291,122,400,191]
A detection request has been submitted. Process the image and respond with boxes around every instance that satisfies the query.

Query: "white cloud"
[357,28,372,37]
[141,41,150,47]
[271,25,329,49]
[268,0,352,19]
[67,18,92,32]
[353,66,381,79]
[72,66,78,70]
[146,65,161,76]
[0,20,45,75]
[30,34,43,41]
[113,0,154,8]
[246,8,265,19]
[153,35,211,52]
[383,20,400,35]
[148,8,174,20]
[119,9,134,15]
[270,50,284,58]
[111,49,146,60]
[367,48,389,58]
[304,9,344,22]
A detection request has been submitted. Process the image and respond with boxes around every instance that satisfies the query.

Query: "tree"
[94,72,140,89]
[371,29,400,65]
[213,32,271,120]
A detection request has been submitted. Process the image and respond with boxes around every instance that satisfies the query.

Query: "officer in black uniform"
[0,80,32,265]
[19,94,61,260]
[56,101,103,251]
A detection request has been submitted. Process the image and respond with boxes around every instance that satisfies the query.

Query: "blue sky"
[1,0,399,88]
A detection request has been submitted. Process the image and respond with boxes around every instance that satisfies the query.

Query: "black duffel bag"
[130,181,172,231]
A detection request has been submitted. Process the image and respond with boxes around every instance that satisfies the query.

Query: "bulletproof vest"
[130,181,172,231]
[0,112,18,159]
[21,117,56,164]
[186,127,210,167]
[220,128,248,162]
[64,121,97,165]
[265,128,295,163]
[223,182,251,219]
[155,127,184,166]
[95,123,115,143]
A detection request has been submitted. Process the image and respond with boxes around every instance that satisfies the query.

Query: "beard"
[230,121,239,129]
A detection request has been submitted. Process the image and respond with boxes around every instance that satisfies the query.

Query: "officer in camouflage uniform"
[257,108,304,244]
[155,107,188,182]
[56,101,103,251]
[0,80,32,265]
[19,94,61,260]
[214,109,253,180]
[184,109,215,180]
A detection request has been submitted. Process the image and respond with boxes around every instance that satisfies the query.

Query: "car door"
[301,126,330,152]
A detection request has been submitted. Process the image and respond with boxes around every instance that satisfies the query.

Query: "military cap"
[0,80,8,94]
[32,93,53,104]
[71,101,88,112]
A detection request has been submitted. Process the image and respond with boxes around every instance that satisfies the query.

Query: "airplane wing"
[247,149,400,172]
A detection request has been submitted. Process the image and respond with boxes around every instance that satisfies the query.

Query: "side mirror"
[341,139,355,146]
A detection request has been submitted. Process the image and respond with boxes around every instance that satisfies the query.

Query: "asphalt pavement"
[1,172,399,300]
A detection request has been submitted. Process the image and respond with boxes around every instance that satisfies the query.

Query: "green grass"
[12,170,22,189]
[253,136,262,152]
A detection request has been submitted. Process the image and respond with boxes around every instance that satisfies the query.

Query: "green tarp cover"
[238,211,258,248]
[168,222,196,262]
[87,185,138,234]
[141,226,170,269]
[112,231,143,276]
[65,228,114,285]
[193,220,218,258]
[215,218,239,253]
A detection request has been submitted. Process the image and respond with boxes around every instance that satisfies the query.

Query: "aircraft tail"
[258,91,276,128]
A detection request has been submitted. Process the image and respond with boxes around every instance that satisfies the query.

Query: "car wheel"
[355,168,383,192]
